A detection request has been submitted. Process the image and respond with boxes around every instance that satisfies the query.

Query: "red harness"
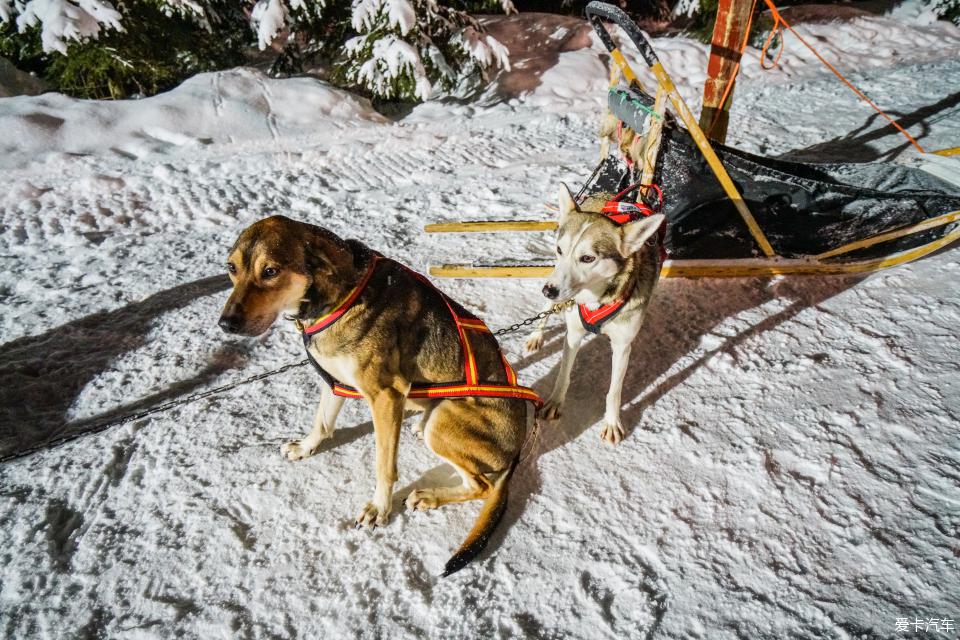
[579,182,666,334]
[300,254,542,407]
[578,299,627,334]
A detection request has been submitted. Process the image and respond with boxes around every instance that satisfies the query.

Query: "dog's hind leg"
[407,401,518,511]
[406,466,495,511]
[281,384,345,461]
[411,401,523,575]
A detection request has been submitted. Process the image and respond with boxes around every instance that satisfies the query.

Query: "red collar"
[301,254,380,336]
[578,298,626,334]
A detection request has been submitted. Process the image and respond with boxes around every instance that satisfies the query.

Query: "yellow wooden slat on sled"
[425,220,557,233]
[931,147,960,157]
[429,221,960,279]
[430,264,553,278]
[815,210,960,260]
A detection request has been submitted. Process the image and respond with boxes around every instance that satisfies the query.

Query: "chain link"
[493,299,574,336]
[2,303,573,464]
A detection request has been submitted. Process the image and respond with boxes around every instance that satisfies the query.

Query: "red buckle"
[601,200,655,225]
[601,182,662,225]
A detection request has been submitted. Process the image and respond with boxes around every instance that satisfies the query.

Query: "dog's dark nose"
[219,315,242,334]
[542,284,559,300]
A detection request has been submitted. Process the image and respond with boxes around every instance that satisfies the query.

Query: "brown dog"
[219,215,530,575]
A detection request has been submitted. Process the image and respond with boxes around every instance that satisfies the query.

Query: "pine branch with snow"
[1,0,249,99]
[1,0,512,101]
[260,0,514,102]
[919,0,960,24]
[8,0,123,55]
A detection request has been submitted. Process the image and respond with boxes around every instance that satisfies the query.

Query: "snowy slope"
[1,13,959,640]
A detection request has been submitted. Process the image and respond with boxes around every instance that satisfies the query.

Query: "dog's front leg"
[356,388,404,527]
[539,320,586,420]
[523,301,555,354]
[281,384,345,461]
[601,339,632,445]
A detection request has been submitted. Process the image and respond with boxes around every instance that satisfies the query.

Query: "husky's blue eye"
[580,255,596,264]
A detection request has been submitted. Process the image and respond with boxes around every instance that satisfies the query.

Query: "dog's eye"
[556,246,563,256]
[580,255,596,264]
[262,267,279,279]
[227,262,237,275]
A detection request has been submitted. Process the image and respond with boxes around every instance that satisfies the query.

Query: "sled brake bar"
[585,1,776,258]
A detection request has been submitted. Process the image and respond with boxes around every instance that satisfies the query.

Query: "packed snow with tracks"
[1,11,959,639]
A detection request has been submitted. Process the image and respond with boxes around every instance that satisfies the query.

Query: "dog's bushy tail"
[442,456,519,577]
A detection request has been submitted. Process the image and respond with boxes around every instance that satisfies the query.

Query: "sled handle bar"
[584,1,660,76]
[583,1,777,258]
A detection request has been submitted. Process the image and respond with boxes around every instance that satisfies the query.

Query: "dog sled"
[427,1,960,279]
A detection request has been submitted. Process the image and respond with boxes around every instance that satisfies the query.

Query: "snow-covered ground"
[2,11,959,639]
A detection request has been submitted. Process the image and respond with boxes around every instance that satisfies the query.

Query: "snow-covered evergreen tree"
[917,0,960,24]
[0,0,514,101]
[253,0,513,101]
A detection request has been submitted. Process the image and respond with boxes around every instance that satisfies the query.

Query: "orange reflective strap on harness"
[299,255,542,408]
[500,354,519,387]
[301,255,382,336]
[457,318,491,332]
[438,294,480,387]
[407,384,542,404]
[329,383,363,399]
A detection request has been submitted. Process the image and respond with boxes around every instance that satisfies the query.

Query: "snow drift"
[0,67,385,170]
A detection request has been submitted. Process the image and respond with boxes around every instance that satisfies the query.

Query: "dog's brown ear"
[620,214,664,256]
[557,182,579,225]
[303,224,349,277]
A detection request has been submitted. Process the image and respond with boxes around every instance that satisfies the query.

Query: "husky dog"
[525,184,664,444]
[219,215,534,575]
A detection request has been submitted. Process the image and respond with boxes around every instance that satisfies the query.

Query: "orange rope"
[711,0,927,154]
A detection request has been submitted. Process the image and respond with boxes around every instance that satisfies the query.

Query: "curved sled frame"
[585,1,774,258]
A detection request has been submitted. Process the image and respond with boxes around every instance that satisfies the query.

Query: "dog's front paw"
[524,331,545,354]
[356,501,390,528]
[405,489,439,511]
[538,396,564,420]
[600,420,625,445]
[280,440,315,461]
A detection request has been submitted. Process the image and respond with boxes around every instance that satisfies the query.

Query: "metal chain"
[492,299,574,336]
[0,359,311,464]
[1,302,574,464]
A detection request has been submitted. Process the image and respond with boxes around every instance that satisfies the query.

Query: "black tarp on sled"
[600,87,960,263]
